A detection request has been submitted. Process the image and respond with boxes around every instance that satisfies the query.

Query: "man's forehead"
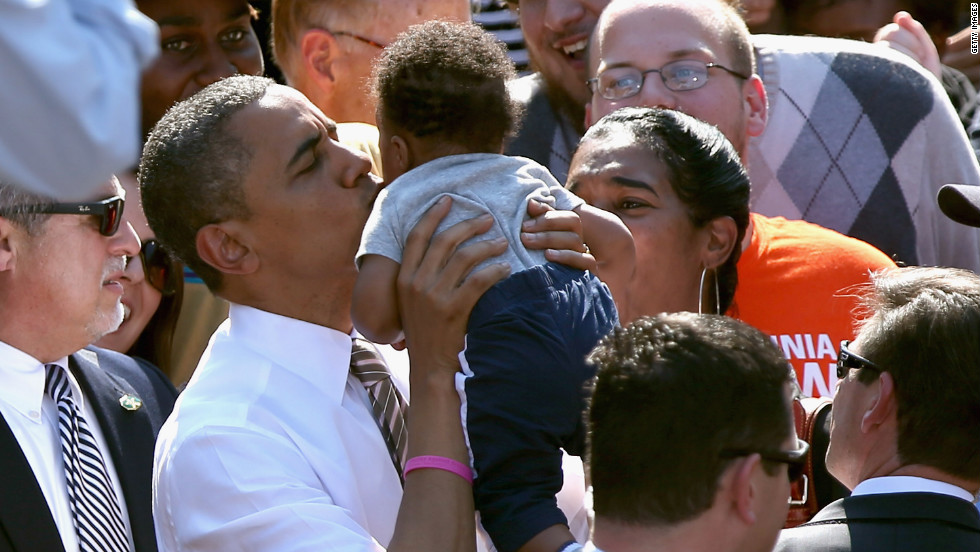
[594,0,728,65]
[382,0,469,24]
[237,85,324,133]
[230,85,337,166]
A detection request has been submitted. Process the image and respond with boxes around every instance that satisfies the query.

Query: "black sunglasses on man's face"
[0,195,124,236]
[719,437,810,484]
[837,340,882,380]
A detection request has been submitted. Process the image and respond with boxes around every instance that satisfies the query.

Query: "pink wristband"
[404,455,473,484]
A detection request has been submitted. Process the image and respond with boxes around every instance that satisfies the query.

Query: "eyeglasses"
[328,30,386,50]
[587,60,750,101]
[837,340,882,380]
[720,437,810,484]
[0,196,124,236]
[133,239,178,296]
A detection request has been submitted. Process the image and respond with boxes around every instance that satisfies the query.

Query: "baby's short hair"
[373,20,521,153]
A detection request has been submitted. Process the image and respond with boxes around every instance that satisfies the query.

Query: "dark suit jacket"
[0,346,178,552]
[505,73,561,170]
[775,492,980,552]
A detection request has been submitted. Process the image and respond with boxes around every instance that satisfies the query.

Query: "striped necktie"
[44,365,130,552]
[349,338,409,481]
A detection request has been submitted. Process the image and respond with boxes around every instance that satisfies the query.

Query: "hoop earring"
[698,267,721,315]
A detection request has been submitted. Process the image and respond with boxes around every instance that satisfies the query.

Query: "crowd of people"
[0,0,978,552]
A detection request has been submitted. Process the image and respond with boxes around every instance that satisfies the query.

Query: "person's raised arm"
[387,196,508,552]
[352,254,405,344]
[576,204,636,322]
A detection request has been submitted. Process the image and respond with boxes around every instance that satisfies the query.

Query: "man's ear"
[196,222,259,276]
[0,218,19,272]
[301,28,341,88]
[731,454,762,525]
[861,371,896,433]
[702,216,739,270]
[584,101,594,129]
[743,75,768,138]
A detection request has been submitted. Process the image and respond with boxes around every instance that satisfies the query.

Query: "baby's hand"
[521,199,596,272]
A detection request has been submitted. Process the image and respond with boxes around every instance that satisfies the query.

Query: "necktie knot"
[44,364,73,404]
[349,340,393,386]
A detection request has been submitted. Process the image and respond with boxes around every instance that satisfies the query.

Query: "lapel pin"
[119,394,143,411]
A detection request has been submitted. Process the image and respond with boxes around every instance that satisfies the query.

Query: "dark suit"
[775,492,980,552]
[0,346,178,552]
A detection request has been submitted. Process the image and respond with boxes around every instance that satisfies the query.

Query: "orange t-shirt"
[729,214,897,398]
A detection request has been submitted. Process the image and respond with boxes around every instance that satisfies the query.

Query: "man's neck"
[542,79,586,136]
[592,516,738,552]
[222,280,355,334]
[0,324,81,364]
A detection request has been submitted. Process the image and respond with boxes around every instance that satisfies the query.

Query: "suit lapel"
[69,350,159,552]
[0,413,66,552]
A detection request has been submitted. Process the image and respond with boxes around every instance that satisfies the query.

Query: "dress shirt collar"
[0,339,72,421]
[852,476,976,502]
[226,304,355,403]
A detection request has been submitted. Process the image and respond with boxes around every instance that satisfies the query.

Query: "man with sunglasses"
[585,312,805,552]
[0,177,179,552]
[775,267,980,552]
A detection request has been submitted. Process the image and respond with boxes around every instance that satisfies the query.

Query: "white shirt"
[0,0,158,200]
[851,476,976,503]
[0,340,134,552]
[152,304,403,552]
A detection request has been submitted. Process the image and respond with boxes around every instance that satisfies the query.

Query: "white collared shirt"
[0,340,134,552]
[152,304,403,552]
[851,476,976,503]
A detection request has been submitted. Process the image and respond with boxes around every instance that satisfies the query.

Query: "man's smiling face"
[515,0,610,122]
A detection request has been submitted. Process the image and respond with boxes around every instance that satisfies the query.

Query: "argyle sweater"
[508,35,980,271]
[747,34,980,271]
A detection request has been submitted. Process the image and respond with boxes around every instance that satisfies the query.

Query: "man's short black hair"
[854,266,980,481]
[373,20,522,153]
[139,75,272,292]
[587,313,795,524]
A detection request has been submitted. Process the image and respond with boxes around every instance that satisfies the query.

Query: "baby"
[352,21,634,552]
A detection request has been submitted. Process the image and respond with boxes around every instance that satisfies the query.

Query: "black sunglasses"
[134,239,178,296]
[720,437,810,484]
[0,195,125,236]
[837,340,882,380]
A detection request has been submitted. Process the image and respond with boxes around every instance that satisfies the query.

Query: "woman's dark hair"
[126,260,184,377]
[580,107,751,313]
